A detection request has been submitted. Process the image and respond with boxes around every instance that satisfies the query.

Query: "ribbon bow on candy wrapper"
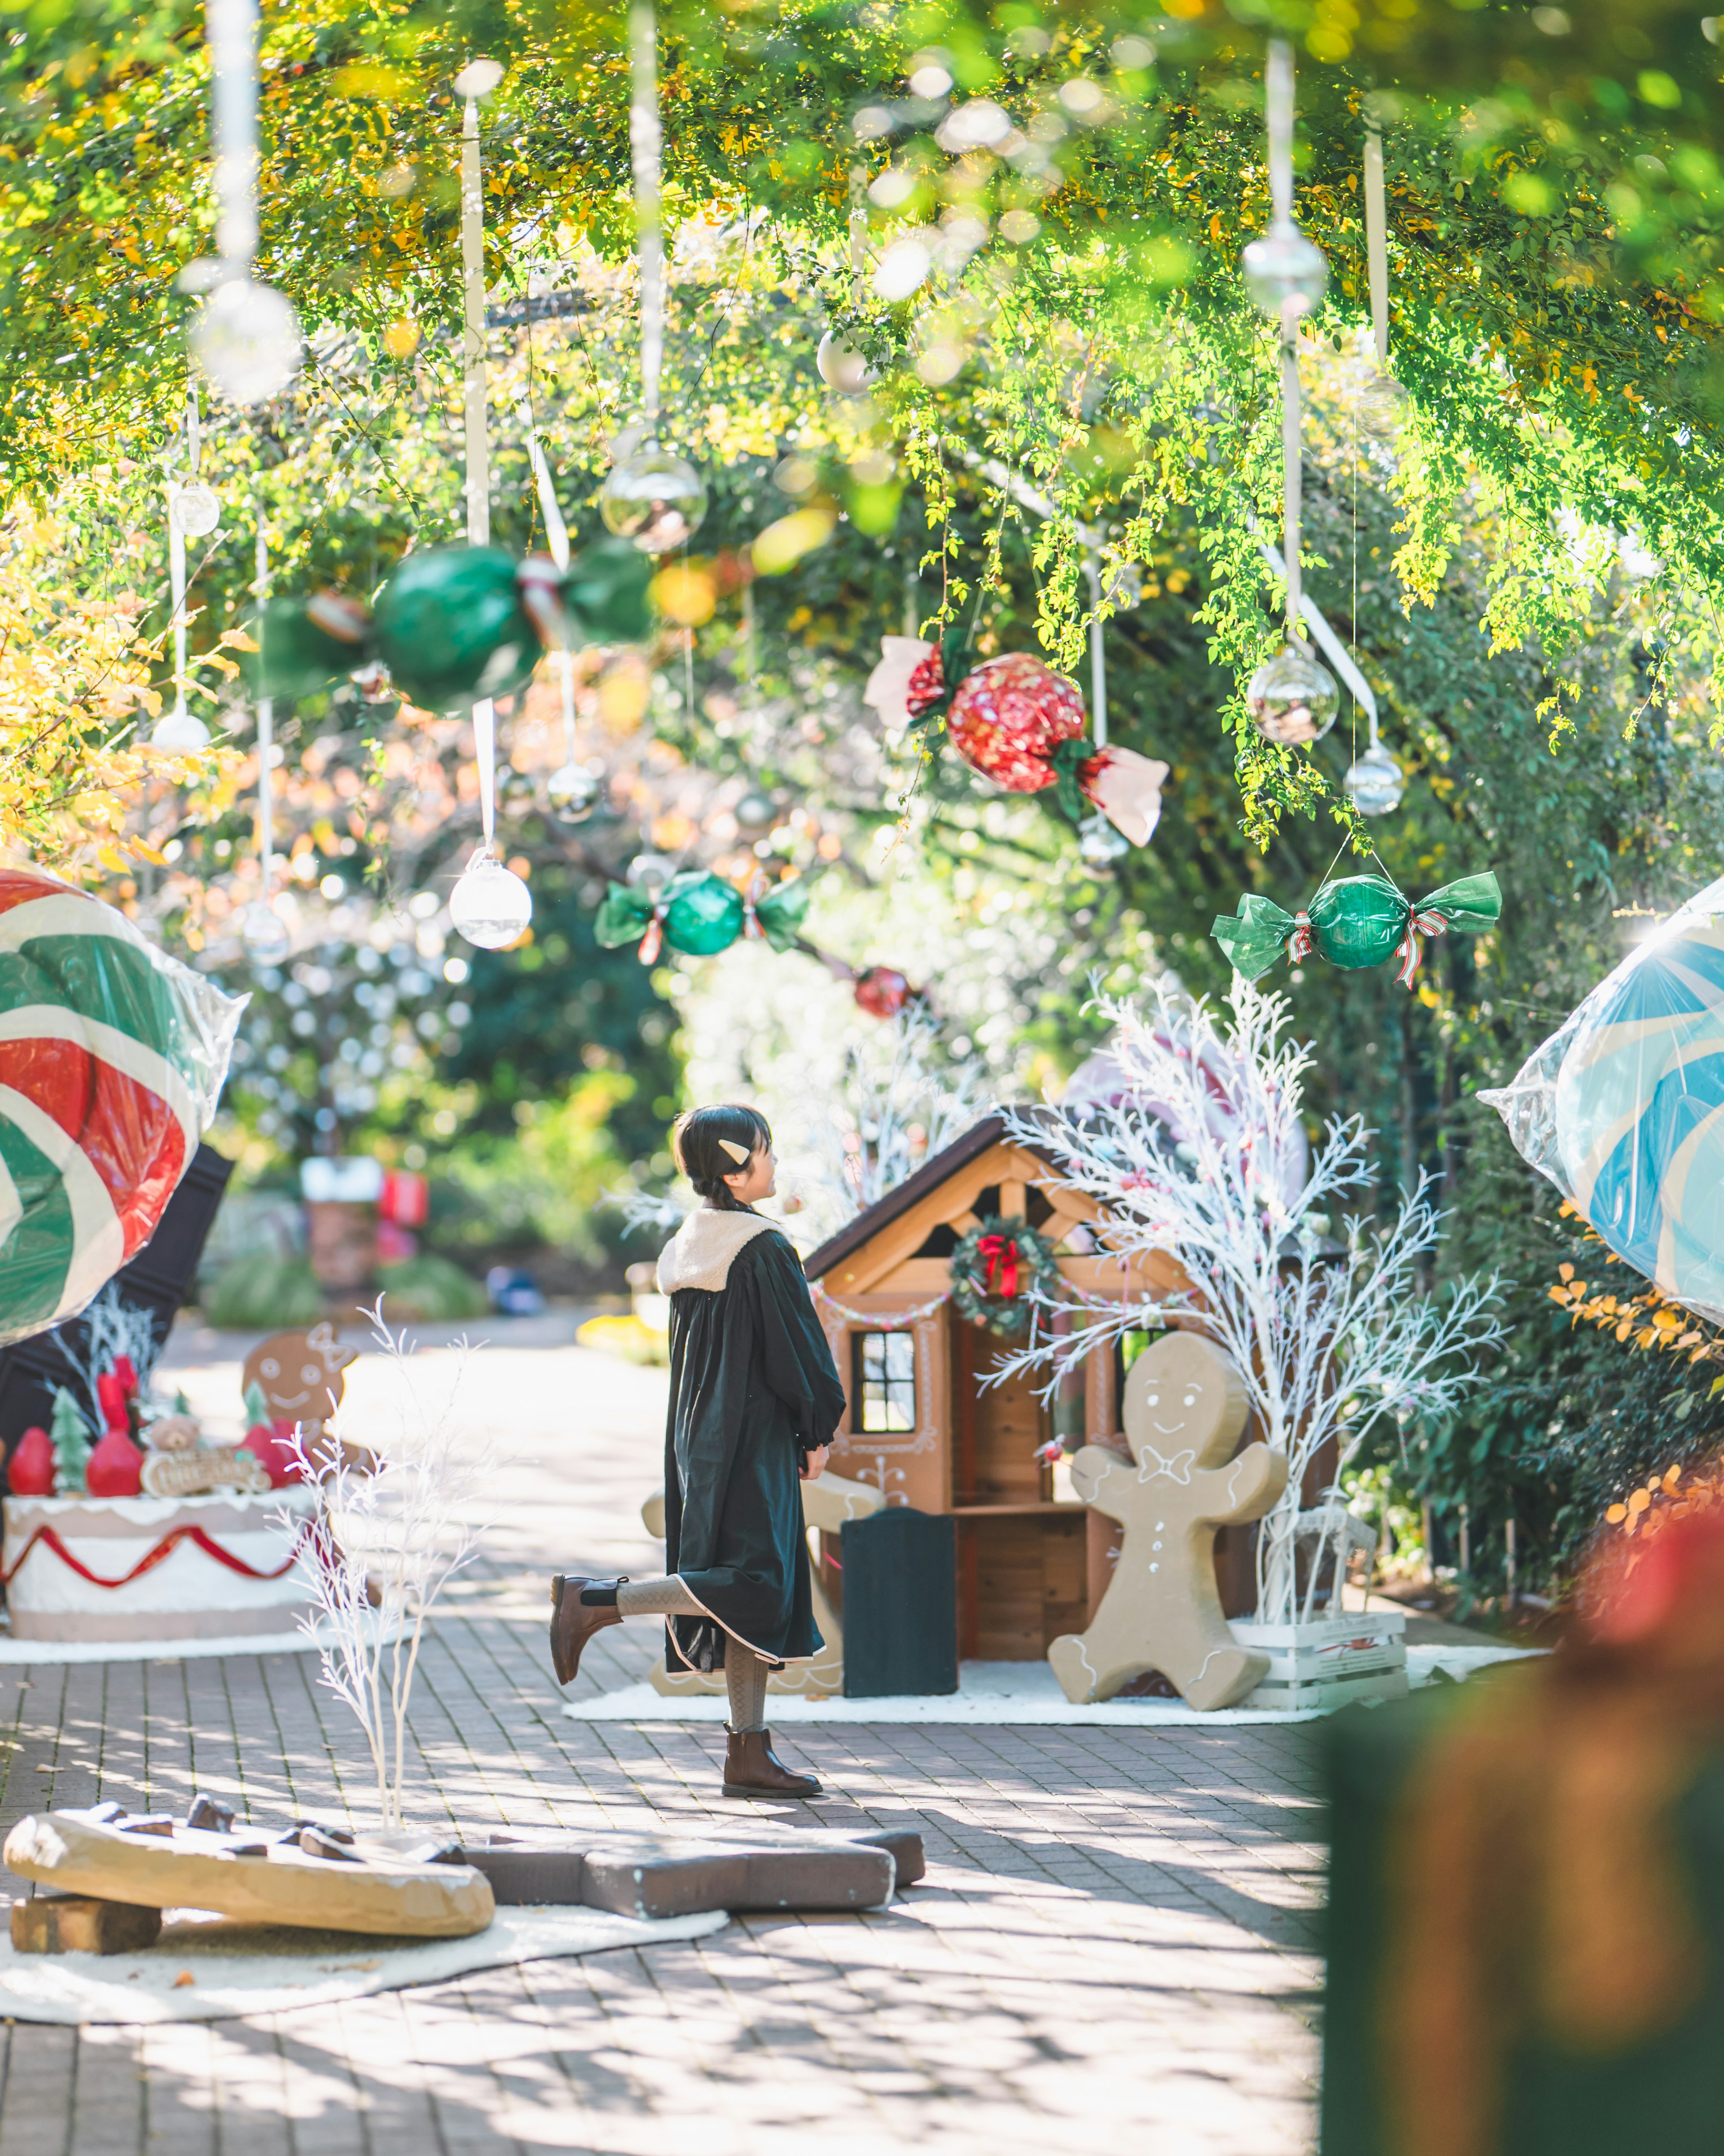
[595,871,813,967]
[1212,872,1501,989]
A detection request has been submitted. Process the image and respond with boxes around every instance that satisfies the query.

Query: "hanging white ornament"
[1345,740,1405,816]
[817,331,871,395]
[169,481,221,538]
[191,277,303,407]
[240,899,292,964]
[449,846,533,951]
[1246,643,1339,747]
[600,444,708,554]
[189,0,302,407]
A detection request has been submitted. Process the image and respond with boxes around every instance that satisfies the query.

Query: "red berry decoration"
[946,654,1087,792]
[7,1426,54,1497]
[853,966,914,1018]
[85,1425,144,1498]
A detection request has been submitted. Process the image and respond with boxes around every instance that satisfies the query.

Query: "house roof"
[800,1113,1013,1280]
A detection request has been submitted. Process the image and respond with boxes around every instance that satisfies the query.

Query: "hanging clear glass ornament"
[1345,739,1405,816]
[190,277,303,407]
[600,443,707,555]
[240,899,292,964]
[1246,642,1339,747]
[1241,220,1328,318]
[734,788,776,833]
[547,759,601,821]
[169,481,221,538]
[1077,811,1130,871]
[450,846,533,950]
[1358,368,1408,438]
[625,851,677,891]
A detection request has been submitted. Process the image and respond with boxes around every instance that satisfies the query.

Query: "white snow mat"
[563,1644,1539,1727]
[0,1903,729,2023]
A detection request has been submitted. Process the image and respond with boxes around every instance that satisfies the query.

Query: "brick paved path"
[0,1323,1322,2156]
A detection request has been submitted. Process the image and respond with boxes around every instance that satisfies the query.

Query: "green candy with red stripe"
[0,870,242,1345]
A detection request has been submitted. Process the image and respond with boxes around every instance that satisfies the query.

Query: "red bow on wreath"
[976,1234,1023,1299]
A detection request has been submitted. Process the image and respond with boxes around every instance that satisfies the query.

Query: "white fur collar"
[655,1207,778,1294]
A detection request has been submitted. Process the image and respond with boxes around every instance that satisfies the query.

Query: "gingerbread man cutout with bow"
[1047,1331,1288,1711]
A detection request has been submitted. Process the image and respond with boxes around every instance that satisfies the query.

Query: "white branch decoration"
[989,977,1506,1625]
[288,1302,500,1827]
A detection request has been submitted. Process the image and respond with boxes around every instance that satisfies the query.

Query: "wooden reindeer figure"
[1047,1331,1288,1711]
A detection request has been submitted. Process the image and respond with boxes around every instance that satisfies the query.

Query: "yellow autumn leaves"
[1605,1462,1724,1539]
[1548,1262,1721,1367]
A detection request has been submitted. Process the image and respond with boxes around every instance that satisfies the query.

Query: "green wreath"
[950,1215,1062,1340]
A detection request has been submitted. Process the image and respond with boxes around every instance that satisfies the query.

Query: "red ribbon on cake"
[0,1521,309,1590]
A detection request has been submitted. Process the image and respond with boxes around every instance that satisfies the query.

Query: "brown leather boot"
[549,1575,625,1687]
[721,1727,822,1799]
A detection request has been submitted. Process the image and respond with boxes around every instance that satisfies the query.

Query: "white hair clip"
[717,1138,751,1165]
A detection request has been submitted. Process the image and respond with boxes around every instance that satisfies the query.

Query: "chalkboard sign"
[840,1507,958,1698]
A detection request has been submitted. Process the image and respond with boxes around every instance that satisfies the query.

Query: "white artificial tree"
[989,977,1506,1626]
[289,1305,499,1827]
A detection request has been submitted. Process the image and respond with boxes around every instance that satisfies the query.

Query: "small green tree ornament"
[50,1386,91,1496]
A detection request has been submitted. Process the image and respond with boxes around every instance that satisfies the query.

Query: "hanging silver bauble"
[169,482,221,538]
[1344,741,1406,816]
[816,330,872,395]
[150,709,212,753]
[1245,643,1339,746]
[449,848,533,951]
[189,278,304,406]
[240,900,293,965]
[625,851,677,891]
[599,444,708,555]
[1241,220,1329,319]
[546,762,602,822]
[1076,811,1131,872]
[733,789,777,834]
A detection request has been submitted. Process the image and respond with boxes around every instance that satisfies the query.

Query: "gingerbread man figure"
[1047,1331,1288,1711]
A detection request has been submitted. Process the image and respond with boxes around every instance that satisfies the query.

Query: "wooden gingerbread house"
[802,1113,1193,1662]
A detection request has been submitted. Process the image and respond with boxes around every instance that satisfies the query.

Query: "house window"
[853,1330,917,1433]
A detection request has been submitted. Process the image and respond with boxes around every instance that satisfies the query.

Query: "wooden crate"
[1232,1610,1409,1714]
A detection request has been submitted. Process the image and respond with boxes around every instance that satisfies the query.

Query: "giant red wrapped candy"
[0,869,242,1348]
[946,653,1087,791]
[862,635,1168,847]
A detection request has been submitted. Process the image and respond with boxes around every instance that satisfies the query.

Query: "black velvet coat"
[661,1224,847,1671]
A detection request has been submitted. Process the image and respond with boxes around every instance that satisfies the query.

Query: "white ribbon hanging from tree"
[1266,40,1304,638]
[1364,108,1390,366]
[629,2,664,430]
[456,58,502,851]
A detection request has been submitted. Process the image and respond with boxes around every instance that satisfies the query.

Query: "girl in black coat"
[548,1103,847,1799]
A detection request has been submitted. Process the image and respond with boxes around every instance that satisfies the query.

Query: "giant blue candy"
[1481,880,1724,1322]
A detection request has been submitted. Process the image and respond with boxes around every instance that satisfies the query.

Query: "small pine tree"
[243,1380,272,1430]
[50,1386,91,1496]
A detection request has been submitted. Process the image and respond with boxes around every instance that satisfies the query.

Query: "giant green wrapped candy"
[372,548,543,710]
[1213,871,1501,988]
[254,539,654,712]
[595,872,812,964]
